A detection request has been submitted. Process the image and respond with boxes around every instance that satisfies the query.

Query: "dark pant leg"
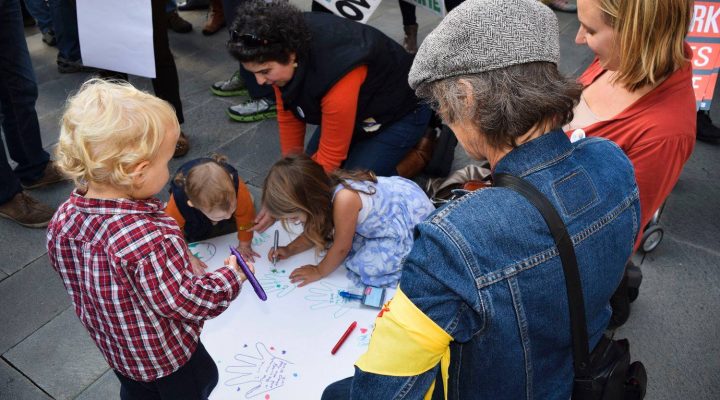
[151,0,184,124]
[306,106,431,176]
[115,371,162,400]
[0,0,49,203]
[23,0,54,32]
[47,0,81,61]
[343,105,431,176]
[398,0,416,26]
[221,0,238,26]
[311,1,332,12]
[114,341,219,400]
[0,135,22,204]
[156,341,219,399]
[445,0,464,12]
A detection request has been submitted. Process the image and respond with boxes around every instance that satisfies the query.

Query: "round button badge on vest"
[570,129,586,143]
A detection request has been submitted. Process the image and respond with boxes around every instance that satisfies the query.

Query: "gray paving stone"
[0,359,51,400]
[0,256,70,354]
[215,118,282,173]
[658,143,720,253]
[617,237,720,400]
[74,369,118,400]
[0,223,48,277]
[173,100,266,162]
[4,308,108,400]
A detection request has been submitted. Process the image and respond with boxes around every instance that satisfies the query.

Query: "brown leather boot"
[0,191,55,228]
[403,24,419,54]
[21,161,67,190]
[202,0,226,36]
[174,131,190,158]
[396,129,436,178]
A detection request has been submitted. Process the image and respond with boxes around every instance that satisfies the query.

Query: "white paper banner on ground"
[76,0,156,78]
[199,221,395,399]
[690,0,720,110]
[314,0,383,23]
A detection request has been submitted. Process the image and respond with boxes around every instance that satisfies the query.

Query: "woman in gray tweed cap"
[322,0,640,398]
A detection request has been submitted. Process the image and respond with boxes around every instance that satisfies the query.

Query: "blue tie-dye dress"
[332,176,434,287]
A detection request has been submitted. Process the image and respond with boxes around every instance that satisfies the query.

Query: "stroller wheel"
[641,225,663,253]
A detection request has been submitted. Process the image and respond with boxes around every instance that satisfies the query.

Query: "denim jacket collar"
[493,129,573,178]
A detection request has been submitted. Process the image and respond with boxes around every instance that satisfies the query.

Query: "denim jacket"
[348,130,640,399]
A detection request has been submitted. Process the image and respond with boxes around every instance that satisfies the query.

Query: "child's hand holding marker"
[224,254,255,282]
[267,246,292,264]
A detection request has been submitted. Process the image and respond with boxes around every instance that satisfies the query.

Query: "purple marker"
[229,246,267,301]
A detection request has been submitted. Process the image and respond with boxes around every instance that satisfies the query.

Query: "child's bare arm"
[289,189,360,287]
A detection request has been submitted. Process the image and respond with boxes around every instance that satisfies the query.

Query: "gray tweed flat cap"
[408,0,560,90]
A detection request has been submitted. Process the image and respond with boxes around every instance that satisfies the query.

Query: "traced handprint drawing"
[188,242,216,262]
[252,231,270,247]
[224,342,294,398]
[304,281,357,318]
[258,270,296,298]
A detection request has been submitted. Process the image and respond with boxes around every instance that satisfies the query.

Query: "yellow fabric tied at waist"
[355,287,453,399]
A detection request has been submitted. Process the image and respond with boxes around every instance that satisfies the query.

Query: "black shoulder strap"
[494,173,591,376]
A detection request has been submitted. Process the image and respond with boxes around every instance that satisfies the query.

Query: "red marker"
[331,321,357,355]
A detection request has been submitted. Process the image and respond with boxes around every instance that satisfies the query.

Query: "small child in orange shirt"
[165,154,258,273]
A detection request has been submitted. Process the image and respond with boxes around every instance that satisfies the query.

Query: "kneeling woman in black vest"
[227,0,431,178]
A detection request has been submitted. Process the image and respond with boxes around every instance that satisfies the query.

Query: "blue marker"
[338,290,363,301]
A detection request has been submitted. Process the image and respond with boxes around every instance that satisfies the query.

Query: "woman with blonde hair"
[569,0,695,240]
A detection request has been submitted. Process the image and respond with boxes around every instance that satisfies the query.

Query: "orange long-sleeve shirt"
[164,180,255,243]
[274,65,368,173]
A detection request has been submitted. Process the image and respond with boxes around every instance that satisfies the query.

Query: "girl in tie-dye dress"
[262,154,434,288]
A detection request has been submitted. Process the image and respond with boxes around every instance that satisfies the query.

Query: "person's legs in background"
[23,0,56,45]
[47,0,95,73]
[0,0,63,227]
[398,1,418,54]
[213,0,276,122]
[306,105,432,176]
[151,0,188,156]
[166,0,193,33]
[343,105,432,176]
[202,0,225,36]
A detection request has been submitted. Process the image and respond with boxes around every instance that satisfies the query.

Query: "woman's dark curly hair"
[227,0,311,64]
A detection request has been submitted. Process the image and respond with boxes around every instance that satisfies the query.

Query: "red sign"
[689,1,720,109]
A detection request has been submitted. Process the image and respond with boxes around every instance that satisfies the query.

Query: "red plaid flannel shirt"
[47,191,243,382]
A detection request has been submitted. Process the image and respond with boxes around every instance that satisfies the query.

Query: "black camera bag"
[494,174,647,400]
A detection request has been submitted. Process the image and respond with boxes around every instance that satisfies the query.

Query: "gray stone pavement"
[1,2,719,399]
